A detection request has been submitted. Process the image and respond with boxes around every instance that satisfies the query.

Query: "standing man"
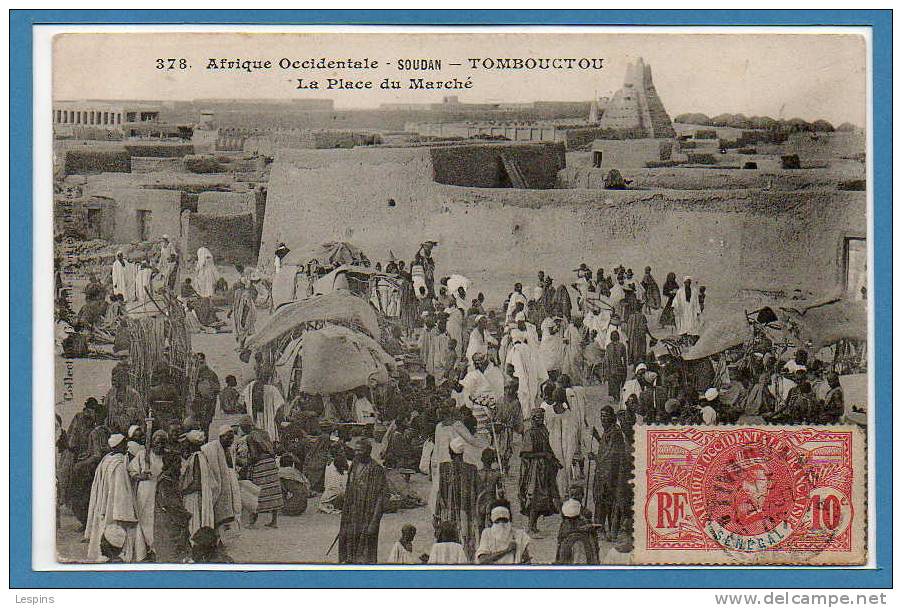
[338,437,387,564]
[228,277,257,350]
[673,276,702,337]
[506,283,528,324]
[192,353,220,436]
[85,433,139,562]
[128,429,168,561]
[641,266,661,313]
[242,370,285,442]
[435,436,481,561]
[105,363,145,434]
[820,372,845,424]
[200,426,243,537]
[590,406,626,541]
[519,409,562,536]
[542,388,584,499]
[111,250,134,302]
[604,331,628,401]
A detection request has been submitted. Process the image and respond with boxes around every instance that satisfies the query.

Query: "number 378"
[156,58,189,70]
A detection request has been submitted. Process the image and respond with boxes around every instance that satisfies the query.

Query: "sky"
[53,31,867,126]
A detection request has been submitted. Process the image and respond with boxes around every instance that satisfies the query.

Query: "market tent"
[781,299,867,348]
[680,315,753,361]
[298,325,396,394]
[245,292,380,351]
[312,265,380,296]
[284,241,366,268]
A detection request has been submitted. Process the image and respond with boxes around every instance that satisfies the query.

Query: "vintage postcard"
[45,28,870,569]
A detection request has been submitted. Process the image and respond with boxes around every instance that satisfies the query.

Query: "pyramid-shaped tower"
[598,58,675,138]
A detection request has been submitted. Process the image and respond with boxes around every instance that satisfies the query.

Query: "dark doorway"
[136,210,152,241]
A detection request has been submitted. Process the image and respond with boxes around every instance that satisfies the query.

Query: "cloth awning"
[245,292,380,351]
[298,325,396,394]
[283,241,366,267]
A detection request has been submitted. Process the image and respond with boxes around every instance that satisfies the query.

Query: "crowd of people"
[55,236,849,565]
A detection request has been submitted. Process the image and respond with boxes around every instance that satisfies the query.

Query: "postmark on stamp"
[634,426,866,565]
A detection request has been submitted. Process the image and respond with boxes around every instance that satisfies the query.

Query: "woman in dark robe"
[397,263,417,335]
[241,417,284,528]
[623,304,653,366]
[554,284,572,320]
[658,272,679,331]
[641,266,662,312]
[153,450,191,562]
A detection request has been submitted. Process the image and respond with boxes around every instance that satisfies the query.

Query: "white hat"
[107,433,125,448]
[704,388,719,401]
[127,424,141,438]
[561,499,582,518]
[103,523,127,548]
[635,363,648,374]
[449,436,466,455]
[218,424,235,437]
[683,276,693,282]
[185,429,205,444]
[490,506,511,522]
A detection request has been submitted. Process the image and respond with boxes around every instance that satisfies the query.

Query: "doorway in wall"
[843,237,866,300]
[136,210,152,241]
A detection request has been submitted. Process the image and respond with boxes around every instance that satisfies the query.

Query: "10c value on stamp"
[634,426,866,565]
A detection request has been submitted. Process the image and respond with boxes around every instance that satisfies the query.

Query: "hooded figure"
[195,247,218,298]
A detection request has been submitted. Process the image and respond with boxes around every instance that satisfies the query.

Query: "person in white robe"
[505,325,548,421]
[673,276,703,336]
[465,315,496,366]
[134,261,155,305]
[387,524,419,564]
[542,391,584,498]
[476,506,532,564]
[241,379,285,442]
[539,317,564,374]
[181,430,215,536]
[158,235,177,281]
[444,305,465,357]
[561,319,585,384]
[128,430,167,561]
[459,353,505,434]
[200,426,243,535]
[505,284,528,324]
[618,363,647,411]
[111,251,136,302]
[194,247,218,299]
[85,434,138,562]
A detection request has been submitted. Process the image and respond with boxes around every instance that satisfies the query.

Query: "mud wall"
[100,188,183,243]
[182,212,257,267]
[261,147,866,308]
[429,143,565,189]
[196,191,255,216]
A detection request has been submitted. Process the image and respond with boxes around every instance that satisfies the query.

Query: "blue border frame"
[9,9,892,589]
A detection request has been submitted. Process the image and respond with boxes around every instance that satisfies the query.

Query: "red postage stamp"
[634,426,866,565]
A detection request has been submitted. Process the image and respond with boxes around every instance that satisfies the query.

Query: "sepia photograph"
[47,29,870,568]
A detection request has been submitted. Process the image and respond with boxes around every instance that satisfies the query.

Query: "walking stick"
[488,420,505,476]
[325,533,340,556]
[144,406,155,470]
